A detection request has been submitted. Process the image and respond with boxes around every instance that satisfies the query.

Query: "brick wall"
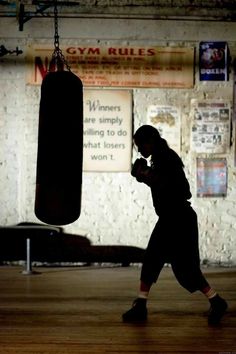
[0,16,236,265]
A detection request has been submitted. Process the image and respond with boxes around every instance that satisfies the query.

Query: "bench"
[0,223,144,273]
[0,223,62,274]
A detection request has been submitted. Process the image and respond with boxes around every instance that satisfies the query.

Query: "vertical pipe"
[22,238,33,275]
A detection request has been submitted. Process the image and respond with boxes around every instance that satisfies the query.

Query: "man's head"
[133,125,161,158]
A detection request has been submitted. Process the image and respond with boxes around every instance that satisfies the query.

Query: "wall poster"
[191,100,231,153]
[196,158,227,197]
[83,89,132,172]
[27,45,194,88]
[234,59,236,166]
[199,41,229,81]
[147,105,181,153]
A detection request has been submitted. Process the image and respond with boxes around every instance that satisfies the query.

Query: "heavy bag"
[35,71,83,225]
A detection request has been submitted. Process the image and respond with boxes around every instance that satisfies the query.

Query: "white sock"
[204,288,217,299]
[138,291,149,299]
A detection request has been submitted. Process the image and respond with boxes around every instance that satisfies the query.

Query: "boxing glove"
[131,158,147,177]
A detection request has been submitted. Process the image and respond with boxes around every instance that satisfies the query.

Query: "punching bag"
[35,70,83,225]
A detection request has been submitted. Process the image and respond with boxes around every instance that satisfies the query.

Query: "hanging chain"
[52,0,71,71]
[54,1,59,51]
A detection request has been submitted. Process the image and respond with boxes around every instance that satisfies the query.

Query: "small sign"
[147,105,181,153]
[197,158,227,197]
[191,100,231,154]
[199,41,229,81]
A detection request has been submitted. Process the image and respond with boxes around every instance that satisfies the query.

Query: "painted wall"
[0,16,236,265]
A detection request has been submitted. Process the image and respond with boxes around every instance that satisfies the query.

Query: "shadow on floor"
[0,222,144,266]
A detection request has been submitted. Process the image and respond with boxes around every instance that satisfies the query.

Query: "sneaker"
[208,295,228,325]
[122,298,148,322]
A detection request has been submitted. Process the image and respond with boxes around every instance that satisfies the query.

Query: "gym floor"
[0,265,235,354]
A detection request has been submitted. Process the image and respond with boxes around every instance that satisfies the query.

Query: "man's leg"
[122,280,151,322]
[172,262,227,325]
[122,222,165,322]
[200,284,228,325]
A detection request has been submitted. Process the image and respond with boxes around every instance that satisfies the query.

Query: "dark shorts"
[141,205,209,292]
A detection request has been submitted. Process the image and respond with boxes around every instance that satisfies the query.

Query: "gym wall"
[0,12,236,265]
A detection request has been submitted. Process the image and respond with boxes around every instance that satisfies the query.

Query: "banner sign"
[27,45,194,88]
[199,41,229,81]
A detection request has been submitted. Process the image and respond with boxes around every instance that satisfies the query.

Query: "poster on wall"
[234,59,236,166]
[83,89,132,172]
[146,105,181,153]
[199,41,229,81]
[190,99,231,153]
[27,45,194,88]
[196,158,227,197]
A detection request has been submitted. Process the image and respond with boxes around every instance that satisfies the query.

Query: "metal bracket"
[18,2,51,31]
[0,44,23,57]
[18,1,80,31]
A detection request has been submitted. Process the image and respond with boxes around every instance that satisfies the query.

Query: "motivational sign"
[83,89,132,172]
[27,45,194,88]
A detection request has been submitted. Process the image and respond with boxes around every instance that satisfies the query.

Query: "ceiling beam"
[0,0,236,27]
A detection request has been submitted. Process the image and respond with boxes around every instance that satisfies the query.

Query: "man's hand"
[131,158,148,178]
